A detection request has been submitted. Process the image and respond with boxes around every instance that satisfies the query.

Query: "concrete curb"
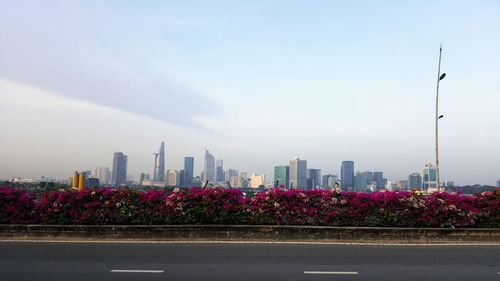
[0,225,499,244]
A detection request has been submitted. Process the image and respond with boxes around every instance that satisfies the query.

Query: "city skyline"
[1,1,500,185]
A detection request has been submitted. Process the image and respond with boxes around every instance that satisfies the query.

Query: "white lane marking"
[304,271,358,275]
[111,269,164,273]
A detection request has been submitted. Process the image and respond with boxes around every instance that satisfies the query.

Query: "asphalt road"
[0,242,499,281]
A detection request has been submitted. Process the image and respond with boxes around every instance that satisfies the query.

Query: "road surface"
[0,241,499,281]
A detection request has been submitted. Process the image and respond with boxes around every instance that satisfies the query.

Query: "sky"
[1,0,499,185]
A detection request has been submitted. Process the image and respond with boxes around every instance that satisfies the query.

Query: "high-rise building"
[184,157,194,186]
[94,167,111,186]
[111,152,127,186]
[423,163,437,190]
[355,171,373,191]
[167,170,180,186]
[153,142,165,182]
[289,156,307,189]
[373,171,384,189]
[408,173,422,189]
[496,179,500,188]
[340,161,354,191]
[307,168,321,189]
[322,174,338,189]
[225,169,239,182]
[203,149,215,182]
[216,159,224,182]
[274,166,289,188]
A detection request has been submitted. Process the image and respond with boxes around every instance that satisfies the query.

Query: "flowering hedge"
[0,187,498,227]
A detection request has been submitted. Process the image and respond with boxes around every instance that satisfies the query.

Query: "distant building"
[408,173,422,189]
[111,152,127,186]
[167,170,180,186]
[139,173,150,185]
[497,179,500,188]
[230,176,249,188]
[225,169,239,182]
[153,142,165,182]
[423,163,437,190]
[322,174,338,189]
[94,167,111,186]
[203,149,215,182]
[289,156,307,189]
[183,157,194,187]
[274,166,290,188]
[250,174,265,188]
[86,178,100,188]
[216,159,225,182]
[373,171,384,190]
[341,161,354,191]
[445,181,454,188]
[307,169,321,189]
[354,171,373,191]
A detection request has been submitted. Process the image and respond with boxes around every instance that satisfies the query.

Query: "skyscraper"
[111,152,127,186]
[183,157,194,186]
[225,169,239,182]
[289,156,307,189]
[423,163,437,190]
[153,142,165,182]
[203,149,215,182]
[216,159,224,182]
[94,167,111,186]
[274,166,289,188]
[373,171,384,190]
[341,161,354,191]
[307,168,321,189]
[408,173,422,189]
[355,171,373,191]
[322,174,338,189]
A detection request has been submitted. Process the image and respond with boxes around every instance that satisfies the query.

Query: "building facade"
[167,170,180,186]
[341,161,354,191]
[322,174,338,189]
[423,163,437,190]
[307,168,321,189]
[111,152,127,186]
[183,157,194,187]
[94,167,111,186]
[373,171,384,190]
[216,159,225,182]
[153,142,165,182]
[274,166,290,188]
[289,156,307,189]
[408,173,422,189]
[203,149,215,182]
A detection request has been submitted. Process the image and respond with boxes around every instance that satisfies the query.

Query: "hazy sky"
[1,1,499,185]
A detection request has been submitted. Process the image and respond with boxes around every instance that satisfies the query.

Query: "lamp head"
[439,73,446,80]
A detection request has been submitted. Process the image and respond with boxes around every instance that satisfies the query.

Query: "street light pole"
[435,44,446,192]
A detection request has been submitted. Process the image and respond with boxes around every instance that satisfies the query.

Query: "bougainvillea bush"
[0,187,498,227]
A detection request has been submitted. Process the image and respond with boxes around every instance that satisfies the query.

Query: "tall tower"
[183,157,194,187]
[154,142,165,182]
[112,152,128,186]
[203,149,215,182]
[289,156,307,189]
[341,161,354,191]
[216,159,224,182]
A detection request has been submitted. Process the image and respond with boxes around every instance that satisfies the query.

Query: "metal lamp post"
[435,44,446,192]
